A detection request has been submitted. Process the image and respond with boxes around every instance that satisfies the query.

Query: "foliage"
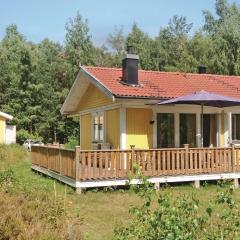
[65,11,95,78]
[64,135,79,150]
[16,129,43,144]
[107,25,125,54]
[107,26,125,67]
[126,23,154,70]
[113,169,240,240]
[1,1,240,144]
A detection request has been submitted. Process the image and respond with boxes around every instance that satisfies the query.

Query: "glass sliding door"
[180,114,196,147]
[157,113,174,148]
[203,114,217,147]
[232,114,240,140]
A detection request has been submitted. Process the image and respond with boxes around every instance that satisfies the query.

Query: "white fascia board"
[60,71,81,115]
[80,66,115,101]
[61,67,115,116]
[224,106,240,113]
[79,103,121,116]
[0,111,13,120]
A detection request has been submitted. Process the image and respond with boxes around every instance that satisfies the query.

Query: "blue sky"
[0,0,238,46]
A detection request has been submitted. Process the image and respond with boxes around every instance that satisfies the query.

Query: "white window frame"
[92,111,105,143]
[231,113,240,141]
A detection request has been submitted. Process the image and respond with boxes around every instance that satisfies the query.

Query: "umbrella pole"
[201,104,204,147]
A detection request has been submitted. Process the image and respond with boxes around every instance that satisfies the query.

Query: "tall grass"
[3,145,240,239]
[0,144,26,164]
[0,144,83,240]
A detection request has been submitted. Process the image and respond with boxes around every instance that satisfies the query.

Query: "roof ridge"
[84,66,240,79]
[84,66,183,75]
[84,66,122,71]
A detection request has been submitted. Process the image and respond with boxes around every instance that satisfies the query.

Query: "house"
[31,53,240,191]
[61,50,240,151]
[0,111,16,144]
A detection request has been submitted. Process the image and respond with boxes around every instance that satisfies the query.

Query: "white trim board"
[0,111,13,120]
[61,68,115,115]
[32,165,240,189]
[120,107,127,149]
[79,115,82,150]
[80,66,115,101]
[76,173,240,188]
[153,105,224,114]
[79,103,121,116]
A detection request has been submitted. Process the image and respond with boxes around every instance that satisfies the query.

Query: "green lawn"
[1,145,240,239]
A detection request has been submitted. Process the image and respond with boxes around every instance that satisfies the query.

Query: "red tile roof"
[84,66,240,100]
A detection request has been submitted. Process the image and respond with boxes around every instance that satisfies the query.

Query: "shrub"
[113,171,240,240]
[64,135,79,150]
[16,129,43,144]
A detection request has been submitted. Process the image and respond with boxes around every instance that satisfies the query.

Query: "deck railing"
[31,145,240,181]
[31,146,76,179]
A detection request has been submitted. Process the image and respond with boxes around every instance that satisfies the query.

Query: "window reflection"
[180,114,196,147]
[157,113,174,148]
[232,114,240,140]
[93,114,104,142]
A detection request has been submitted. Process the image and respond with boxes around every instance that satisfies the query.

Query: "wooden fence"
[31,145,240,181]
[31,146,76,179]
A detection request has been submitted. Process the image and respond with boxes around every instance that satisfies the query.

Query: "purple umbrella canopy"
[158,90,240,107]
[157,90,240,147]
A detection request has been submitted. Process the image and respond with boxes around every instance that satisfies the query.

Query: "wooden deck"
[31,145,240,191]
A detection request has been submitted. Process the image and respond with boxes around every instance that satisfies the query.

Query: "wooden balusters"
[32,146,240,182]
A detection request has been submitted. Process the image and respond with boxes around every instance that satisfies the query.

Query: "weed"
[114,172,240,240]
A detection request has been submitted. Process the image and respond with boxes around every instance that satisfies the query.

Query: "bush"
[64,135,79,150]
[113,170,240,240]
[16,129,43,144]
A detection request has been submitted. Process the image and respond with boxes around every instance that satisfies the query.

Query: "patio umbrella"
[158,90,240,147]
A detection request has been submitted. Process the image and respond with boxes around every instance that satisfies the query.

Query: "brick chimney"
[122,46,139,85]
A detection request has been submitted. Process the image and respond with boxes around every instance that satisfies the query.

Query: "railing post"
[232,144,236,172]
[184,144,189,173]
[236,148,240,172]
[59,146,62,175]
[130,145,135,173]
[47,146,49,170]
[75,146,80,181]
[130,145,135,161]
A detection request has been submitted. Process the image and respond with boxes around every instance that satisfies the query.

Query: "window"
[232,114,240,140]
[180,114,196,147]
[93,114,104,142]
[157,113,175,148]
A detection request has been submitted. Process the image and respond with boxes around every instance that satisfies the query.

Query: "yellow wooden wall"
[106,108,120,149]
[0,117,5,144]
[80,114,92,150]
[126,108,153,149]
[77,84,113,111]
